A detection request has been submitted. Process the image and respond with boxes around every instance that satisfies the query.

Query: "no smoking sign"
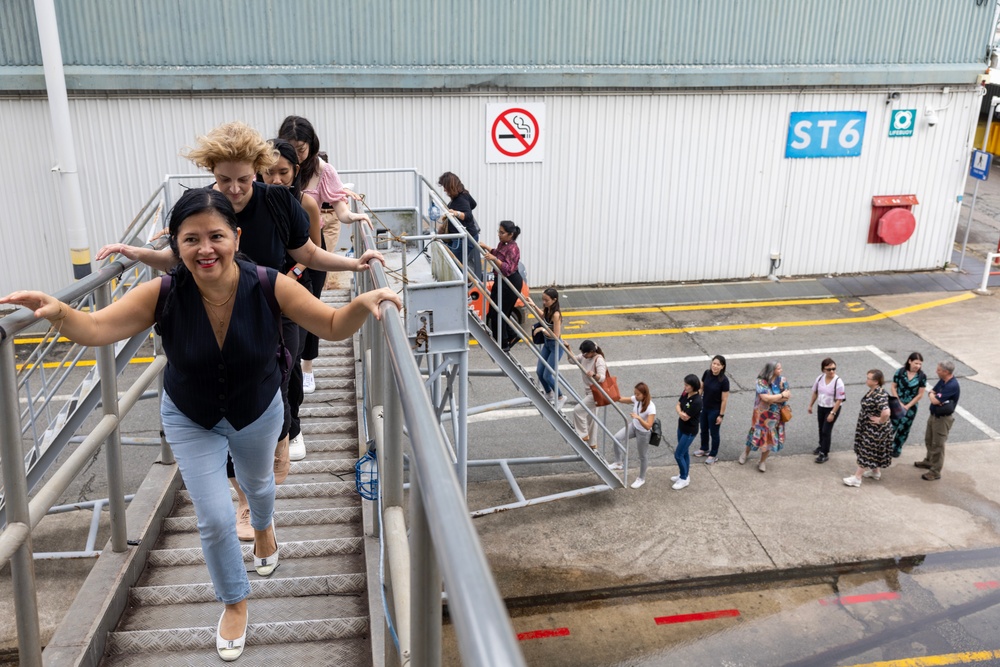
[486,103,545,163]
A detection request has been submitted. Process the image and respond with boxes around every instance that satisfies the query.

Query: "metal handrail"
[355,217,526,666]
[0,254,165,666]
[467,252,631,458]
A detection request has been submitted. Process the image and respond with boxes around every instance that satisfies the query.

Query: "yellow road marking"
[16,357,155,372]
[845,649,1000,666]
[527,297,841,319]
[553,292,975,341]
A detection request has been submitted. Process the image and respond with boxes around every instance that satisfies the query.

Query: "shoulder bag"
[648,418,663,447]
[887,395,906,420]
[780,403,793,423]
[591,368,621,407]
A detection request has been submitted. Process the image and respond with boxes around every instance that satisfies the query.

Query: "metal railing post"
[0,340,43,667]
[154,344,173,466]
[94,284,128,551]
[381,328,404,510]
[409,467,441,667]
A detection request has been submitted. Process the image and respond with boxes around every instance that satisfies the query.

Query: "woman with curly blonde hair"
[95,120,386,539]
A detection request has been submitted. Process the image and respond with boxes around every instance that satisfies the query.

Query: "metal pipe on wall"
[33,0,92,280]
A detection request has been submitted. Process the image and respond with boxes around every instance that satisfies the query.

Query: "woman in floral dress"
[740,361,790,473]
[843,369,894,487]
[890,352,927,457]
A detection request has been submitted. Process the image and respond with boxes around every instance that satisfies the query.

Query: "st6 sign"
[785,111,867,158]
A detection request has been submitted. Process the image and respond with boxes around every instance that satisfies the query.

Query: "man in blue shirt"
[914,360,960,481]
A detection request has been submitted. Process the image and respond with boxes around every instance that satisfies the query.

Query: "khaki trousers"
[923,413,954,475]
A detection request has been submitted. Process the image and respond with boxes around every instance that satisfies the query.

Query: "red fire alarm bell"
[869,195,918,245]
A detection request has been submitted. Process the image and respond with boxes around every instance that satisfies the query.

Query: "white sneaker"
[608,462,624,471]
[630,477,646,489]
[862,469,882,481]
[556,395,568,410]
[288,433,306,461]
[738,452,747,465]
[302,372,316,394]
[670,475,680,482]
[672,477,690,490]
[843,475,862,487]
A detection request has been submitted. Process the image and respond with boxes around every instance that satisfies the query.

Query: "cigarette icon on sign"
[498,115,532,140]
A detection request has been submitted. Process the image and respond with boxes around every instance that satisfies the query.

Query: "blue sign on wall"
[785,111,867,158]
[970,149,992,181]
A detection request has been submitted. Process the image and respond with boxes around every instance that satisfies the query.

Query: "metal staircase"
[466,311,624,491]
[96,290,374,665]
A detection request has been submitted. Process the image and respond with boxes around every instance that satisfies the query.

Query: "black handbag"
[887,395,906,421]
[531,322,545,345]
[648,418,663,447]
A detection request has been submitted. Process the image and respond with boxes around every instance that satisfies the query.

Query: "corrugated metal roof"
[1,0,993,72]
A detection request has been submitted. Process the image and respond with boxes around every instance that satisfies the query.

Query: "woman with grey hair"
[740,361,791,472]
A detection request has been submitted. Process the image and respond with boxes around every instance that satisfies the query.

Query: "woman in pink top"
[278,115,370,391]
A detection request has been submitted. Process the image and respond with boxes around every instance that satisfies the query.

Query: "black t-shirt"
[678,391,703,435]
[446,191,479,238]
[225,181,310,272]
[700,370,731,411]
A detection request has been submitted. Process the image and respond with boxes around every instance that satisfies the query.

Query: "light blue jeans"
[161,388,283,604]
[536,339,564,395]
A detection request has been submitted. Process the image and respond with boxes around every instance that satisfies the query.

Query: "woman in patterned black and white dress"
[843,369,894,488]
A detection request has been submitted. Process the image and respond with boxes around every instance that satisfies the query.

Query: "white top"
[631,397,656,433]
[812,374,845,408]
[576,353,607,385]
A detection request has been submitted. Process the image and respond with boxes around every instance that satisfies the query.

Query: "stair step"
[302,389,357,404]
[129,573,366,606]
[177,481,357,504]
[290,437,359,454]
[156,522,359,549]
[147,537,363,566]
[299,405,357,419]
[168,495,360,519]
[135,553,366,588]
[107,615,367,653]
[101,638,370,666]
[301,422,358,436]
[162,506,361,533]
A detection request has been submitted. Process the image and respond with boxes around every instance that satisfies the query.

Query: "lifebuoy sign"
[486,103,545,163]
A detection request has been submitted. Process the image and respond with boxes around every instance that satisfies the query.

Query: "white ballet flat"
[216,609,247,662]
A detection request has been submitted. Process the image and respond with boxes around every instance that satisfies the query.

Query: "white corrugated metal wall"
[0,87,979,294]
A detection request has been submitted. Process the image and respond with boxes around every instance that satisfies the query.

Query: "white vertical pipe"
[33,0,92,279]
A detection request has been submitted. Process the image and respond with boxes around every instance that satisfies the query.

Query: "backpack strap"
[153,274,172,334]
[255,264,281,321]
[256,264,292,381]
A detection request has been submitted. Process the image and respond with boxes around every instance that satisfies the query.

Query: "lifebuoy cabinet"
[868,194,918,245]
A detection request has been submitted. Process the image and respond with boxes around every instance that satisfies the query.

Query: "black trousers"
[486,270,523,344]
[816,405,840,455]
[226,313,302,479]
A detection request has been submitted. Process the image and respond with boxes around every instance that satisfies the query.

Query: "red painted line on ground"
[517,627,570,641]
[974,581,1000,590]
[819,592,900,606]
[654,609,741,625]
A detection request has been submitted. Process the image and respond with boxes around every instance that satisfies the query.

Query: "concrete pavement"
[471,289,1000,601]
